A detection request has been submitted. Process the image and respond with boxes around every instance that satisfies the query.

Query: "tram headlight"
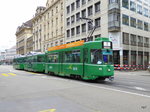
[108,69,111,71]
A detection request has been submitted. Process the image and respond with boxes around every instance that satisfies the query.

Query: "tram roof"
[47,37,110,52]
[47,40,84,52]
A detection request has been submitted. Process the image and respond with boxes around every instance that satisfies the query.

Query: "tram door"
[83,48,88,76]
[59,52,64,74]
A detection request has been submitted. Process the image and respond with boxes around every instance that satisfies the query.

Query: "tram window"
[37,56,45,62]
[33,57,37,62]
[47,53,58,63]
[103,55,113,64]
[91,49,102,64]
[72,50,80,63]
[64,51,72,63]
[64,50,80,63]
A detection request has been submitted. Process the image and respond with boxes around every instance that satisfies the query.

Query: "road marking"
[51,77,150,98]
[1,73,9,77]
[0,73,17,77]
[78,82,150,98]
[8,73,17,76]
[39,109,56,112]
[134,87,146,91]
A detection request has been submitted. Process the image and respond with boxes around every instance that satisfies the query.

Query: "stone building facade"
[65,0,150,67]
[32,0,65,52]
[15,20,33,55]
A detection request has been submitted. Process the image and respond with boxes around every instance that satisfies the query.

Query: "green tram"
[24,53,45,72]
[13,37,114,80]
[45,38,114,80]
[13,56,26,70]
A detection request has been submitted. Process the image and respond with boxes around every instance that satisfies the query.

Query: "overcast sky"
[0,0,47,52]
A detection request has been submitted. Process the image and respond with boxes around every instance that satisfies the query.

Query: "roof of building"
[16,19,33,34]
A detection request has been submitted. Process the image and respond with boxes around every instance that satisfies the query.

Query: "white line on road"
[77,82,150,98]
[50,77,150,98]
[134,87,147,91]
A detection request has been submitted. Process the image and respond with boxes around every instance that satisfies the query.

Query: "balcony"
[108,3,120,13]
[108,20,120,32]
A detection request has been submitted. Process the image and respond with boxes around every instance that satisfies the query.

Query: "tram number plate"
[99,68,102,71]
[73,67,78,71]
[49,66,53,69]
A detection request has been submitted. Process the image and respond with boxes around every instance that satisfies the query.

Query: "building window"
[130,1,136,12]
[108,13,120,22]
[95,34,101,39]
[61,2,63,10]
[67,6,70,14]
[138,36,143,47]
[51,43,53,47]
[52,10,53,16]
[144,22,148,31]
[122,14,129,25]
[56,18,58,25]
[82,0,86,5]
[144,37,149,47]
[71,3,75,11]
[122,0,129,9]
[76,0,80,8]
[76,12,80,22]
[55,41,58,46]
[143,8,148,17]
[88,22,93,31]
[61,15,63,21]
[137,0,142,3]
[88,0,92,2]
[130,34,136,46]
[137,4,142,15]
[109,0,119,4]
[95,18,101,28]
[130,17,136,28]
[56,6,58,13]
[82,23,86,33]
[137,20,143,30]
[82,9,86,18]
[67,18,70,26]
[131,51,136,65]
[71,15,75,24]
[60,40,63,45]
[71,28,75,36]
[95,2,100,13]
[123,32,129,45]
[76,26,80,34]
[88,6,93,16]
[47,13,49,19]
[67,30,70,38]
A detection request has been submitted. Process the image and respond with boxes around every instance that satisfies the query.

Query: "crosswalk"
[0,73,17,77]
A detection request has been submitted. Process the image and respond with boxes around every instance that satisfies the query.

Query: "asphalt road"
[0,65,150,112]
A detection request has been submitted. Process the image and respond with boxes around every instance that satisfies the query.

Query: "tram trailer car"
[45,37,114,80]
[24,54,45,72]
[13,57,26,70]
